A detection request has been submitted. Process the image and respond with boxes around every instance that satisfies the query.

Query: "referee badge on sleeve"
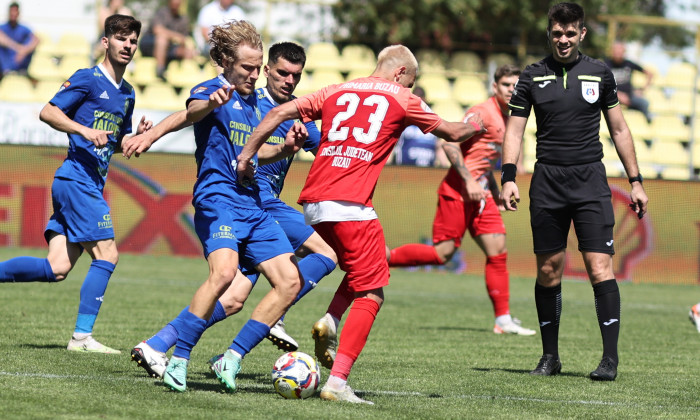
[581,81,599,103]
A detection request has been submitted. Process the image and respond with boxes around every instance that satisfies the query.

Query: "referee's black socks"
[593,279,620,363]
[534,282,562,357]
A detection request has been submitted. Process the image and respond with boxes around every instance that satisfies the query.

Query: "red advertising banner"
[0,144,698,284]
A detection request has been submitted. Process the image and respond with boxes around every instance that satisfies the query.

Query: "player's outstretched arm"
[123,110,190,158]
[432,113,485,143]
[604,105,649,219]
[237,101,302,184]
[117,115,153,154]
[186,85,234,123]
[258,122,308,165]
[39,103,113,148]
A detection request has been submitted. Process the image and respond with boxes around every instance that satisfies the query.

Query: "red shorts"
[432,194,506,248]
[312,219,390,292]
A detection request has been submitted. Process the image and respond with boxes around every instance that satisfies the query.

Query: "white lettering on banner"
[331,156,351,168]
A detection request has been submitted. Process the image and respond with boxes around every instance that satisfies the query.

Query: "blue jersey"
[255,87,321,202]
[51,64,135,190]
[189,75,262,209]
[394,125,438,167]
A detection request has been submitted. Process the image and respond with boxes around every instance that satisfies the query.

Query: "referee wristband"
[501,163,517,185]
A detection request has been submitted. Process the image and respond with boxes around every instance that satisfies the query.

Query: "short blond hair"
[375,45,418,76]
[209,20,263,68]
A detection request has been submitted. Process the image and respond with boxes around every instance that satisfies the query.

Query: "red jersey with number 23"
[294,76,442,207]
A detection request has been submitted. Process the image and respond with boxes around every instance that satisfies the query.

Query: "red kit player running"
[388,64,536,336]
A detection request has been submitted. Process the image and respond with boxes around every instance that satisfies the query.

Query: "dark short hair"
[9,2,19,9]
[268,42,306,67]
[494,64,521,83]
[548,2,585,31]
[104,14,141,38]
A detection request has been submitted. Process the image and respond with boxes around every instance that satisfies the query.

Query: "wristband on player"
[469,121,481,132]
[501,163,517,185]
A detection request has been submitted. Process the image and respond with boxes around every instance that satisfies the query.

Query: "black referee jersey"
[508,53,619,166]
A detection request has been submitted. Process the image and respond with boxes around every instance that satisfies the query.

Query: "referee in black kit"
[500,2,648,381]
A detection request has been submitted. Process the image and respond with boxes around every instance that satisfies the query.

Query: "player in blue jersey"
[0,14,149,354]
[128,21,310,393]
[124,41,337,380]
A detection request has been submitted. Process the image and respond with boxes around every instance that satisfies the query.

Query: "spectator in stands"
[139,0,196,80]
[394,86,449,167]
[98,0,132,33]
[605,41,654,123]
[195,0,246,56]
[0,2,39,76]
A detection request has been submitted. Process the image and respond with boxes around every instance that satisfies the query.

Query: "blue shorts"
[45,177,114,244]
[262,198,315,250]
[194,198,294,275]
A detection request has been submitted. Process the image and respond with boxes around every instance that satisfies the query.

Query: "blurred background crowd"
[0,0,698,180]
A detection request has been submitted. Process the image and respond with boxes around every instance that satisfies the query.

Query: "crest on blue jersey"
[581,81,599,104]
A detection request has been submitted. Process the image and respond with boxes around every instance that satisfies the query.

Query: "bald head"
[611,42,625,64]
[371,45,418,88]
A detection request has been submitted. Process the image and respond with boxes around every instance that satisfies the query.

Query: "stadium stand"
[623,110,652,141]
[0,74,34,102]
[28,53,61,82]
[430,99,464,122]
[650,140,689,167]
[651,115,689,144]
[415,48,447,75]
[452,74,489,107]
[57,54,91,80]
[131,56,159,86]
[309,69,344,91]
[447,51,483,76]
[166,58,204,90]
[646,87,674,116]
[417,74,452,104]
[304,42,342,72]
[33,80,62,103]
[659,166,692,180]
[55,32,92,57]
[139,81,180,111]
[660,62,697,90]
[340,44,376,73]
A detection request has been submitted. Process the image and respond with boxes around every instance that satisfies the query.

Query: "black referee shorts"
[529,161,615,255]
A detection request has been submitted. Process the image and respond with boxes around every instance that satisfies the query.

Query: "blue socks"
[230,319,270,358]
[74,260,115,334]
[0,257,56,282]
[147,301,228,353]
[172,310,207,360]
[294,253,336,304]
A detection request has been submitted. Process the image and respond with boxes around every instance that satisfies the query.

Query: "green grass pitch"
[1,247,699,419]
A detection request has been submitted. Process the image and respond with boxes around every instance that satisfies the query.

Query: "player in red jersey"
[237,45,483,404]
[388,64,536,336]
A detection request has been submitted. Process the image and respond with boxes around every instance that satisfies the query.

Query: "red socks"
[485,253,510,317]
[330,297,380,380]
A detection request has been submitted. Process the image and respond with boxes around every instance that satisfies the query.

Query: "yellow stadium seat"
[57,55,91,80]
[415,49,447,75]
[292,70,314,96]
[0,74,34,102]
[33,80,62,103]
[667,88,694,117]
[138,82,180,111]
[650,115,689,143]
[645,87,673,116]
[310,69,344,91]
[659,166,691,180]
[692,141,700,168]
[660,62,697,90]
[430,100,464,122]
[33,31,56,57]
[55,32,92,57]
[485,53,516,71]
[166,59,204,90]
[448,51,483,76]
[28,53,61,82]
[649,140,690,166]
[305,42,342,72]
[131,56,159,86]
[417,74,451,104]
[452,74,489,107]
[622,110,651,140]
[341,44,375,73]
[632,138,654,165]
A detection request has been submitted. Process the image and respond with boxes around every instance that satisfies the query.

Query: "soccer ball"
[271,351,321,399]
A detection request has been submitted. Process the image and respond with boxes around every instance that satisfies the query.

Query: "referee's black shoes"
[590,357,618,381]
[529,354,562,376]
